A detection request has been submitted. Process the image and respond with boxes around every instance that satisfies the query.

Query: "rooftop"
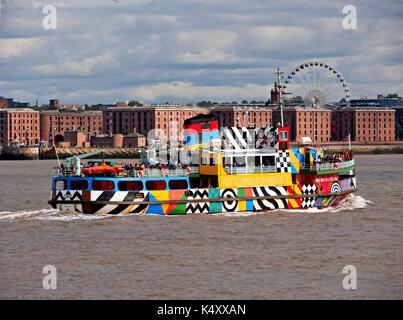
[0,108,39,113]
[333,105,396,112]
[279,105,332,111]
[210,104,274,111]
[39,110,103,115]
[104,104,208,111]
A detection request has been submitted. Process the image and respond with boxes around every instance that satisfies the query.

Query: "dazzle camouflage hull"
[49,114,357,215]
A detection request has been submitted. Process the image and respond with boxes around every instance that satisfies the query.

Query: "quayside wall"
[39,147,141,159]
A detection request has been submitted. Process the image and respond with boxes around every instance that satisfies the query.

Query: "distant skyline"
[0,0,402,105]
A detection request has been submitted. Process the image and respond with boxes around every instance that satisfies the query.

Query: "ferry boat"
[48,113,357,215]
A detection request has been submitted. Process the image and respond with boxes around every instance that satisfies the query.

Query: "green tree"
[128,100,143,107]
[385,93,400,99]
[196,101,213,107]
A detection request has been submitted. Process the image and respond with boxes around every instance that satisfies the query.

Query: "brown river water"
[0,155,402,299]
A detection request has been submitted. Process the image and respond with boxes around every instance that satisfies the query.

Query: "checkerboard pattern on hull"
[275,151,291,173]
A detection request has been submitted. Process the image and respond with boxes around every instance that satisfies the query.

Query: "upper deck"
[300,159,355,174]
[53,165,200,178]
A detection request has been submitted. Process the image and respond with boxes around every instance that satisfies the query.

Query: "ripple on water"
[0,193,372,221]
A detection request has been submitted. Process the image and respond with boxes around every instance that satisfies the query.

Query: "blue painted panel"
[54,175,190,192]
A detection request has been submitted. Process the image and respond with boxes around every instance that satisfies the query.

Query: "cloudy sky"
[0,0,402,104]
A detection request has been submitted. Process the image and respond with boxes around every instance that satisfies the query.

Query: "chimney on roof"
[49,99,60,110]
[270,82,281,105]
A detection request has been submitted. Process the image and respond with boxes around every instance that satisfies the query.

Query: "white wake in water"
[284,194,373,214]
[36,212,113,221]
[0,194,373,221]
[220,194,373,217]
[0,208,58,221]
[0,208,111,221]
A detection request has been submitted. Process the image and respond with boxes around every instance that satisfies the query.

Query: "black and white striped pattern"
[222,127,253,150]
[89,191,149,215]
[275,151,291,173]
[252,187,288,210]
[55,190,82,201]
[221,188,238,212]
[185,203,209,214]
[185,189,210,213]
[331,182,341,194]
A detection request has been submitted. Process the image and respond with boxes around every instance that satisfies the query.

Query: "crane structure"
[65,150,105,176]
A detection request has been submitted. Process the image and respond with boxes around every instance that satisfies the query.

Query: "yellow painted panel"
[151,190,170,201]
[219,172,292,188]
[289,149,301,172]
[238,200,246,211]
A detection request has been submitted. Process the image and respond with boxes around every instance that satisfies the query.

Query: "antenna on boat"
[275,67,284,127]
[348,133,352,151]
[53,144,61,169]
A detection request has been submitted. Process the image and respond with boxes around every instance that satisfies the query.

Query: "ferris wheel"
[282,61,350,106]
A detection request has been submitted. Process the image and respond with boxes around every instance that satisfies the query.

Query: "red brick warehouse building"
[332,106,395,143]
[210,104,273,128]
[40,110,103,145]
[102,104,211,142]
[0,108,40,145]
[273,106,332,143]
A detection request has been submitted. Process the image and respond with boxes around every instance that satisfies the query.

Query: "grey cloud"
[0,0,402,104]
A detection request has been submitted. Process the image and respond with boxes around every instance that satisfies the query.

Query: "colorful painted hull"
[49,177,356,215]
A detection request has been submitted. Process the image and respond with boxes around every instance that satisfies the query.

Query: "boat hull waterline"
[49,179,356,215]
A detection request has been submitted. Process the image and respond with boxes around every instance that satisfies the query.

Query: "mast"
[348,133,352,151]
[275,67,284,126]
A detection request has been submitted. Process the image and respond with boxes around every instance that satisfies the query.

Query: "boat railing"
[52,166,200,178]
[53,167,62,176]
[53,167,74,177]
[224,165,277,175]
[129,166,199,177]
[305,159,355,172]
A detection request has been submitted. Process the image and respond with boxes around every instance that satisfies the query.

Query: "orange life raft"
[82,163,124,176]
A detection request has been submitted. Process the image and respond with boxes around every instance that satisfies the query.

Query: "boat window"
[280,131,288,140]
[55,180,67,189]
[118,180,143,191]
[262,156,275,166]
[92,180,115,191]
[169,179,188,190]
[70,179,88,190]
[146,180,167,190]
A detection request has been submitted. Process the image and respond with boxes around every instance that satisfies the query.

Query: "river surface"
[0,155,402,299]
